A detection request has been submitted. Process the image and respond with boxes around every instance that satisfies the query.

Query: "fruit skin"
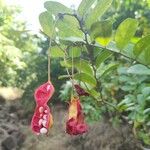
[66,97,88,135]
[31,81,54,135]
[74,84,89,96]
[34,81,54,105]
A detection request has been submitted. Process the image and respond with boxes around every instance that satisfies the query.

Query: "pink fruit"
[31,81,54,135]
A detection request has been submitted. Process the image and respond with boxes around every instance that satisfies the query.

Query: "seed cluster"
[31,82,54,135]
[38,106,48,134]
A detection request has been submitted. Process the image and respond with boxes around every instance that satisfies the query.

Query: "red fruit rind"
[31,81,54,135]
[66,96,88,135]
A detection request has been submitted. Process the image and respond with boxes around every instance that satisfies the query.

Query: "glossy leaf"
[96,50,112,68]
[78,0,95,16]
[85,0,113,28]
[74,59,93,76]
[56,16,83,38]
[115,18,138,49]
[100,64,118,77]
[44,1,71,15]
[74,73,97,87]
[39,11,53,37]
[43,1,82,38]
[133,35,150,57]
[144,48,150,64]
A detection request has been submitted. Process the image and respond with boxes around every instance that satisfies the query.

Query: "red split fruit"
[31,81,54,135]
[66,96,88,135]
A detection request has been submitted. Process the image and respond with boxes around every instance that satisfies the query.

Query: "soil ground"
[0,92,148,150]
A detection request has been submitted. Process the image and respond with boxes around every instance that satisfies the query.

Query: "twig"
[48,19,58,81]
[53,41,76,92]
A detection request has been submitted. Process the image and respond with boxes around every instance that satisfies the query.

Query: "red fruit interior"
[31,81,54,134]
[34,81,54,105]
[66,97,88,135]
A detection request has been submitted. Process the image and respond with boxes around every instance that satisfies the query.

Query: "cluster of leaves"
[39,0,150,145]
[0,0,39,87]
[117,66,150,145]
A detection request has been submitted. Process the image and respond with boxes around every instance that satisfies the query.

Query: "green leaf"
[100,64,119,77]
[78,0,95,16]
[90,20,113,46]
[96,50,112,68]
[85,0,113,28]
[133,35,150,57]
[142,87,150,97]
[43,1,82,38]
[88,89,100,99]
[60,59,93,76]
[133,35,150,62]
[127,64,150,75]
[115,18,138,49]
[75,59,94,76]
[60,60,71,68]
[44,1,71,15]
[50,46,65,58]
[39,11,53,37]
[69,47,81,58]
[74,73,97,87]
[57,15,82,38]
[122,43,135,59]
[143,108,150,114]
[144,47,150,64]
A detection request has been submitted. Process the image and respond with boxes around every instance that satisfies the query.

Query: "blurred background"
[0,0,150,149]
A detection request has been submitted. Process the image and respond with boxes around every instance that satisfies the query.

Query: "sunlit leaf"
[85,0,113,28]
[42,1,82,38]
[51,46,65,58]
[133,35,150,57]
[74,73,97,87]
[57,15,83,38]
[115,18,138,49]
[39,11,53,37]
[44,1,71,15]
[78,0,95,16]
